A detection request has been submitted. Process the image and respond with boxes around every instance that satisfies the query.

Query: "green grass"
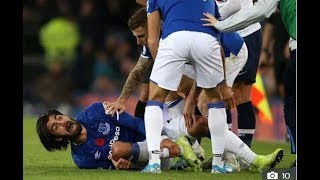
[24,117,295,180]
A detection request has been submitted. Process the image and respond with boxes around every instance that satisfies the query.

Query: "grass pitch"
[23,116,295,180]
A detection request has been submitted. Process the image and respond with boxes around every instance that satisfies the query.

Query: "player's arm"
[136,0,147,6]
[217,0,241,20]
[219,47,235,109]
[110,156,131,170]
[147,10,161,59]
[202,0,279,32]
[118,57,153,102]
[184,81,202,129]
[106,56,153,116]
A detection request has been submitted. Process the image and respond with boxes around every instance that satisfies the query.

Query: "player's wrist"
[117,98,127,104]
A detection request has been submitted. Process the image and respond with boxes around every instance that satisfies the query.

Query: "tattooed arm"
[106,56,153,116]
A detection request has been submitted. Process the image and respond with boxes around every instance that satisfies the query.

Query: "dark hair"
[128,7,147,31]
[36,109,69,151]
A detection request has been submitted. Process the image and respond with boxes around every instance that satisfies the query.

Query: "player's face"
[132,26,148,46]
[46,114,82,138]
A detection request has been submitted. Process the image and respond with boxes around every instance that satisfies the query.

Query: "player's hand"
[106,100,126,117]
[176,86,187,99]
[110,156,131,170]
[201,12,218,27]
[183,97,196,130]
[220,84,235,109]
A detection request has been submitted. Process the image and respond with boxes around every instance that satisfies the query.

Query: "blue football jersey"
[71,102,146,169]
[140,45,152,59]
[220,32,244,57]
[147,0,220,39]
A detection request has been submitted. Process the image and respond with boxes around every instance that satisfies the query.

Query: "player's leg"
[233,30,262,148]
[191,32,228,174]
[135,83,148,119]
[143,33,189,173]
[284,49,296,167]
[111,138,176,170]
[134,63,153,119]
[223,130,284,172]
[165,72,194,119]
[143,82,169,173]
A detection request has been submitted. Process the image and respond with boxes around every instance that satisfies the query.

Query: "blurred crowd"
[23,0,290,117]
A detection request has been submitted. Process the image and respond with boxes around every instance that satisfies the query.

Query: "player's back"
[148,0,220,39]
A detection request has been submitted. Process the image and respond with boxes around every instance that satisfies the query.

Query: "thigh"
[190,32,224,88]
[235,30,262,84]
[150,33,189,91]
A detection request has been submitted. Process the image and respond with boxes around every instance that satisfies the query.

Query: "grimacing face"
[46,114,82,139]
[132,26,148,46]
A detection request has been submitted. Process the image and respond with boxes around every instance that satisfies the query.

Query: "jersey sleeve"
[217,0,241,20]
[140,45,152,59]
[215,0,279,32]
[147,0,159,15]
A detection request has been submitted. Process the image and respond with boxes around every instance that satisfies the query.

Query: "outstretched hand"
[201,12,218,27]
[106,101,126,117]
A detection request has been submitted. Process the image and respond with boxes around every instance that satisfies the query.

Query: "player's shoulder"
[77,102,105,121]
[86,102,104,111]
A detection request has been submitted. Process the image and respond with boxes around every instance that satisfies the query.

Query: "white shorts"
[183,63,195,80]
[225,43,248,87]
[150,31,224,91]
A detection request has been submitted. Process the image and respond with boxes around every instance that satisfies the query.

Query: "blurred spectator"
[260,12,290,98]
[23,4,44,54]
[78,0,105,46]
[32,59,74,115]
[70,37,96,94]
[39,17,80,69]
[119,56,136,78]
[93,49,119,82]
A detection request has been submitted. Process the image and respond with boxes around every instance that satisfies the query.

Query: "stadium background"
[23,0,290,147]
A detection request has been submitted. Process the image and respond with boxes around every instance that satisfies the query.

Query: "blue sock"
[226,109,232,130]
[130,143,140,162]
[237,101,256,147]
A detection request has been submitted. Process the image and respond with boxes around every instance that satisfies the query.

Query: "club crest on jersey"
[98,122,110,135]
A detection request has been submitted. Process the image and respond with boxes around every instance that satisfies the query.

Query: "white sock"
[225,130,256,164]
[228,123,232,130]
[178,146,184,156]
[145,105,163,164]
[191,140,200,150]
[212,154,223,167]
[160,148,170,158]
[208,105,227,167]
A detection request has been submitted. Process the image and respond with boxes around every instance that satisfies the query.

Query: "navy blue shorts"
[234,29,262,84]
